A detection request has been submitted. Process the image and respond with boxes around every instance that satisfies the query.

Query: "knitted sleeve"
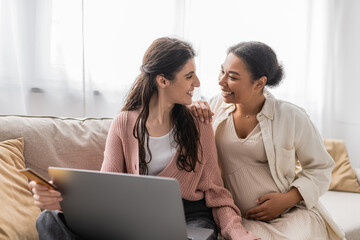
[100,112,126,173]
[198,122,258,240]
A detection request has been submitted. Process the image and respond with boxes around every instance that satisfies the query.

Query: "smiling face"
[164,58,200,105]
[218,53,259,104]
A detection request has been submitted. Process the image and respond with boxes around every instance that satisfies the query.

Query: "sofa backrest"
[0,115,112,178]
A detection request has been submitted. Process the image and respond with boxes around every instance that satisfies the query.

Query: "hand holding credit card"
[18,168,57,189]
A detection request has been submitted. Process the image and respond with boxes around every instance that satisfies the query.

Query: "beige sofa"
[0,115,359,239]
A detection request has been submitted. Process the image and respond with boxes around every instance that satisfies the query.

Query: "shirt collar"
[220,88,275,120]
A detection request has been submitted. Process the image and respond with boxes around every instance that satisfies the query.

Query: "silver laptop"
[48,167,214,240]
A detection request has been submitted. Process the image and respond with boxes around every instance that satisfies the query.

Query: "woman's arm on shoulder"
[188,95,222,123]
[100,112,127,173]
[189,100,213,123]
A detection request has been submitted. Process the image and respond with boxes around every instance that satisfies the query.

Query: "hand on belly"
[244,192,292,221]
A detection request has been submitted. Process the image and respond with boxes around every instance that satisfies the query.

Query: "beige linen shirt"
[209,89,345,239]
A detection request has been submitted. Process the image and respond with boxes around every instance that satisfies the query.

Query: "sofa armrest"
[355,168,360,185]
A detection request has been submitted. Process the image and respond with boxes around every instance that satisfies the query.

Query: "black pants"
[36,198,218,240]
[183,198,218,240]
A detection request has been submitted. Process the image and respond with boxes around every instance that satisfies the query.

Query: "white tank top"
[145,129,177,175]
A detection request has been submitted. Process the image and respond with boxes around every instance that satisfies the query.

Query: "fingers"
[249,210,276,221]
[34,199,62,210]
[199,102,212,123]
[30,181,61,196]
[33,192,62,210]
[254,214,273,221]
[256,193,271,204]
[245,207,273,221]
[198,102,208,122]
[32,188,61,198]
[29,180,41,189]
[29,181,49,191]
[33,194,62,205]
[246,195,283,221]
[30,181,62,210]
[189,101,213,123]
[245,205,263,219]
[247,211,266,220]
[202,101,214,123]
[189,102,200,117]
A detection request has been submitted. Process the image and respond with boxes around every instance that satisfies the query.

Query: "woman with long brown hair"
[30,37,257,240]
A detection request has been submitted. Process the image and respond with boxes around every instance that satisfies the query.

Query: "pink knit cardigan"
[100,110,257,240]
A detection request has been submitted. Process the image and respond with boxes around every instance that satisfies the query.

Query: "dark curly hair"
[228,41,284,87]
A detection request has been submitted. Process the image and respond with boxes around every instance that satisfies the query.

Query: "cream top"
[216,114,280,216]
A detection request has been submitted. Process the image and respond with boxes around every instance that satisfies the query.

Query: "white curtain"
[0,0,330,121]
[0,0,84,117]
[82,0,181,117]
[0,0,179,117]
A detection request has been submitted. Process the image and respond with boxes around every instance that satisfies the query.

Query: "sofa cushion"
[0,115,112,178]
[324,139,360,193]
[0,138,41,239]
[320,190,360,240]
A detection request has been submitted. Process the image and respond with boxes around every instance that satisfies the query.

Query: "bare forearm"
[284,187,303,208]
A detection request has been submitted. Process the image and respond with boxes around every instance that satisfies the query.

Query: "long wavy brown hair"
[122,37,202,175]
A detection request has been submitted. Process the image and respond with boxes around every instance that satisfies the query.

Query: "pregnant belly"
[223,166,280,216]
